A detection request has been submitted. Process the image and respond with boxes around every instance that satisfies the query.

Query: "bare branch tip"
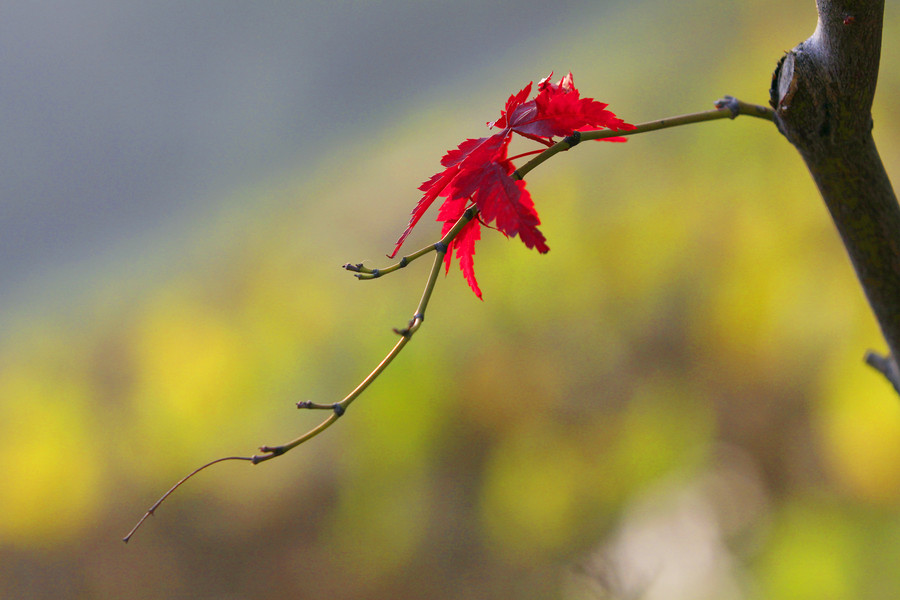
[123,455,256,543]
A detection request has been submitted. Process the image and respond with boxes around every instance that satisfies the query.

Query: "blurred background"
[3,1,900,598]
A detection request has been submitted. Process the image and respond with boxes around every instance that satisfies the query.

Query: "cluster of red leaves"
[390,72,634,299]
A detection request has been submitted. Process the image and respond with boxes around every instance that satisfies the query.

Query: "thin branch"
[125,96,771,542]
[513,96,774,179]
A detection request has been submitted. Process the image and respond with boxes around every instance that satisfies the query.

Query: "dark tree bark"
[770,0,900,392]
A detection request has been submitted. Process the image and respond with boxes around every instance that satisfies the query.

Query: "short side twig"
[343,240,443,279]
[865,351,900,395]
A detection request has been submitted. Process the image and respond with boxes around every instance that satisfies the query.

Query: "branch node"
[332,403,346,417]
[393,313,423,338]
[434,241,448,254]
[398,256,409,268]
[297,400,337,410]
[257,445,286,457]
[563,130,582,147]
[714,95,741,119]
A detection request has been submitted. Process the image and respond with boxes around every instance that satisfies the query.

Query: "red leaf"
[390,134,508,257]
[470,160,548,253]
[508,72,634,140]
[393,72,630,296]
[487,82,533,131]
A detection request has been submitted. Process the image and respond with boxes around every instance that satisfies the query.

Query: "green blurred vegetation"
[4,0,900,598]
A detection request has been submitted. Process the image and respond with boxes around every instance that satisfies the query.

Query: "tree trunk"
[770,0,900,391]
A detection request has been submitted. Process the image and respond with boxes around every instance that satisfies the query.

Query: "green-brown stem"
[124,97,770,543]
[515,96,774,179]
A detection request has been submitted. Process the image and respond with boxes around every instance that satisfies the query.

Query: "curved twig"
[122,456,253,543]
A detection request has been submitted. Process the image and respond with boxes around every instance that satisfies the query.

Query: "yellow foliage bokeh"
[0,332,104,546]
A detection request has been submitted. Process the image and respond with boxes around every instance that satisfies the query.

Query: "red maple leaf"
[391,72,633,299]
